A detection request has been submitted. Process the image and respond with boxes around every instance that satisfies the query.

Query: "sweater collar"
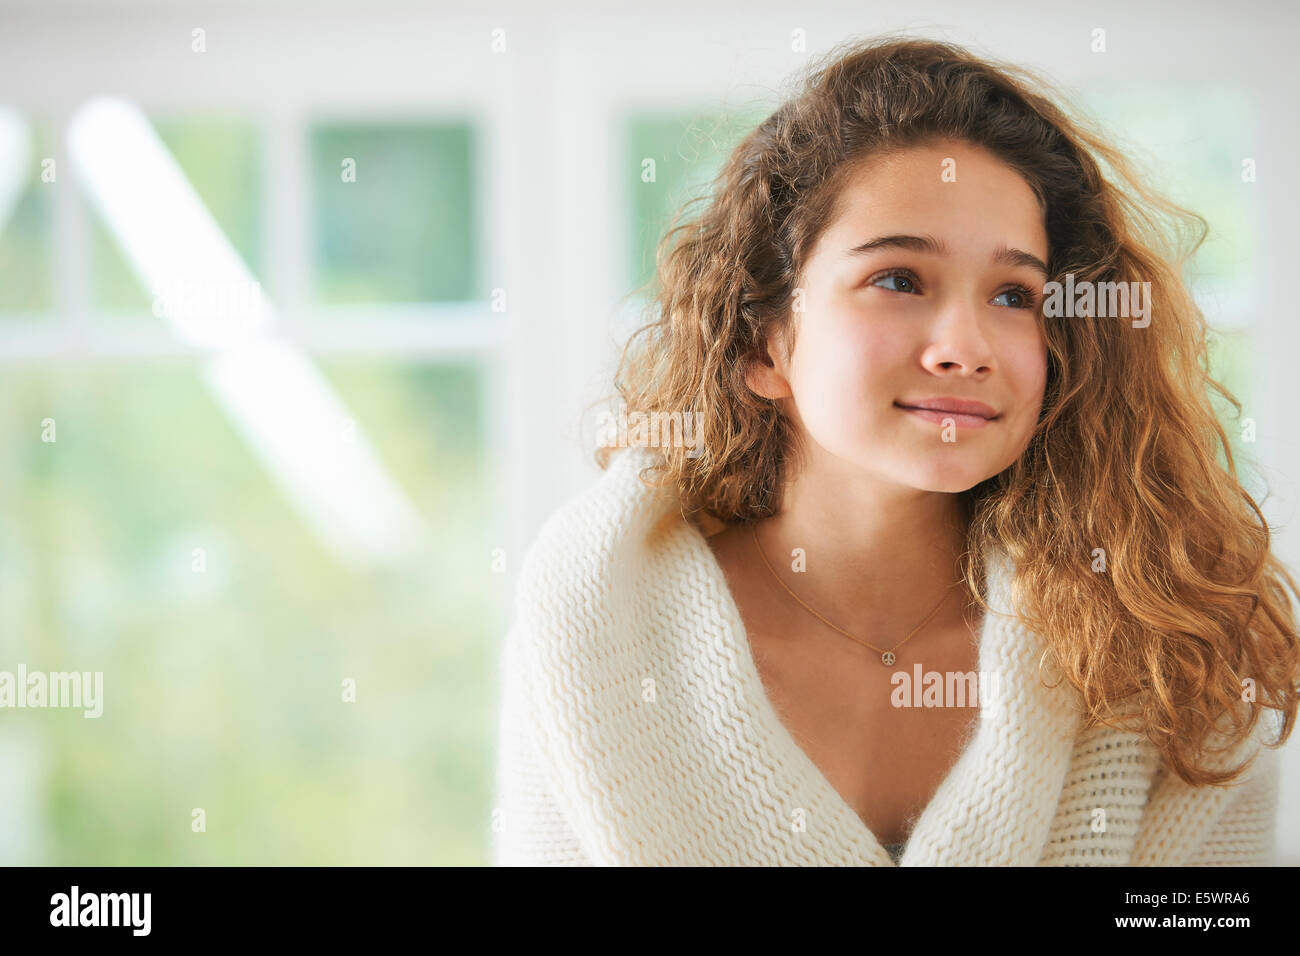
[686,495,1085,866]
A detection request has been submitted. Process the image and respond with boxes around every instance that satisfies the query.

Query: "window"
[91,116,264,315]
[0,105,499,864]
[0,114,54,314]
[311,123,478,305]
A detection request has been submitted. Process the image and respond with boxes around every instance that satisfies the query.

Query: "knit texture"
[491,446,1283,866]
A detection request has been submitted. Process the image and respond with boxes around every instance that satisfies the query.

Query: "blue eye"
[871,271,919,294]
[992,286,1038,309]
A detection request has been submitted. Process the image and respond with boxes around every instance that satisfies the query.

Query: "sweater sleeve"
[489,622,594,867]
[1185,743,1282,866]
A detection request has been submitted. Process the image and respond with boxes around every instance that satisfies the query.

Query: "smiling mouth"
[895,403,997,427]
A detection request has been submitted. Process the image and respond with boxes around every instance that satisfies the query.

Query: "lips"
[895,397,999,429]
[895,397,998,420]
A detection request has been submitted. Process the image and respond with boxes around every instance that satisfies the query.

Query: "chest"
[745,618,984,847]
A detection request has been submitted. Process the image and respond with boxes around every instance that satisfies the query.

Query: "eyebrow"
[843,234,1049,278]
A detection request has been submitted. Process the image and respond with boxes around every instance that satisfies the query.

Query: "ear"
[743,325,794,401]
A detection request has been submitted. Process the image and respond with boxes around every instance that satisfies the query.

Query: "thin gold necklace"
[750,522,959,666]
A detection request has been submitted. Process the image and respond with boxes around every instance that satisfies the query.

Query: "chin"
[906,477,981,494]
[898,463,991,494]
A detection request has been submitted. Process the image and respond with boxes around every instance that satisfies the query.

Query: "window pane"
[311,123,477,304]
[0,361,494,864]
[1077,82,1259,295]
[90,115,263,313]
[0,115,53,314]
[625,107,770,294]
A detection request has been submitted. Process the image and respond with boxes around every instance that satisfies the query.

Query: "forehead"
[816,140,1048,260]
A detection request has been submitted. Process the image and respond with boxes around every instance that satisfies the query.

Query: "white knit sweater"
[491,446,1282,866]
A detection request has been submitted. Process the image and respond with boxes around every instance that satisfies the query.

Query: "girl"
[492,35,1299,866]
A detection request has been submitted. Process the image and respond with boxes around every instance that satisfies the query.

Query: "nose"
[918,299,995,376]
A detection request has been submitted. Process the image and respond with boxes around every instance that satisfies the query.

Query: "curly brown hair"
[594,34,1300,787]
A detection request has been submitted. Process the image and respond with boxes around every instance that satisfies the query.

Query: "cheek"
[1023,327,1049,394]
[1006,330,1048,421]
[788,316,900,424]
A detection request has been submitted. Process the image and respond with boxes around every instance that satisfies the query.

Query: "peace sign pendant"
[881,651,896,666]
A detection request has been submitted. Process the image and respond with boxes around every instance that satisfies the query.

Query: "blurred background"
[0,0,1297,865]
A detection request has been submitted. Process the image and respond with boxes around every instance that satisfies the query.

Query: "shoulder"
[511,447,681,638]
[502,447,709,741]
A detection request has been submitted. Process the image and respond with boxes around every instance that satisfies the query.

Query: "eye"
[869,269,921,294]
[992,285,1038,309]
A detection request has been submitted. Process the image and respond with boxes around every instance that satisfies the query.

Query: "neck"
[754,448,973,639]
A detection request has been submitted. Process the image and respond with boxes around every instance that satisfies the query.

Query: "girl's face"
[752,138,1049,493]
